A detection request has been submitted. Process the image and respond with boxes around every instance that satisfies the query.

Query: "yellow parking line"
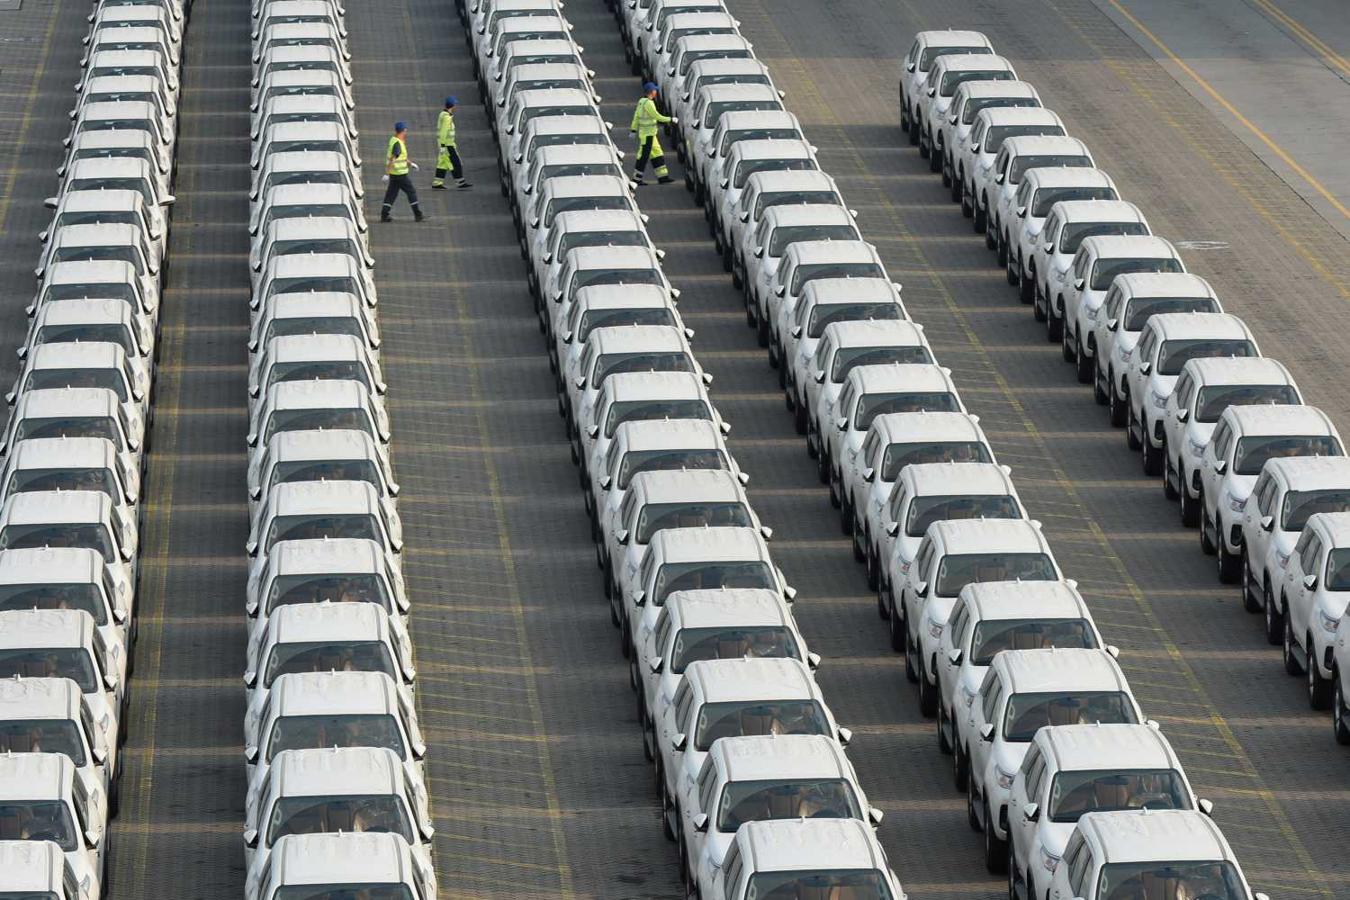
[1246,0,1350,81]
[1104,0,1350,222]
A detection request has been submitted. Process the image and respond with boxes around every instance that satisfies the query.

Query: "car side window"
[1210,420,1231,460]
[971,120,985,148]
[1015,181,1032,208]
[1071,847,1095,896]
[696,757,717,812]
[673,682,693,730]
[722,843,744,900]
[1255,474,1276,517]
[947,599,967,642]
[980,675,1003,724]
[905,39,918,66]
[813,336,833,374]
[993,148,1007,173]
[861,431,880,467]
[1173,372,1194,409]
[1028,752,1049,800]
[1300,532,1322,574]
[1043,212,1059,243]
[837,382,856,417]
[887,484,907,522]
[1136,327,1155,363]
[1072,249,1089,280]
[1103,286,1121,319]
[914,536,933,576]
[619,491,637,531]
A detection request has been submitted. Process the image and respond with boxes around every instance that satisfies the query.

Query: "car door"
[935,596,968,703]
[1008,742,1044,868]
[1287,529,1321,645]
[1244,471,1279,583]
[1200,418,1233,522]
[965,669,1001,769]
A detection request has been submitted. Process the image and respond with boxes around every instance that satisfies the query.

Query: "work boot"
[414,211,426,222]
[632,171,645,185]
[380,214,392,223]
[657,175,673,184]
[457,179,473,189]
[431,182,447,190]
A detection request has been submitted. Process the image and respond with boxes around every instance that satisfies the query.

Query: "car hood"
[1038,819,1077,859]
[1226,473,1257,501]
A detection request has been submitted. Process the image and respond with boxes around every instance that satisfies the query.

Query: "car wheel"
[1109,377,1127,427]
[109,770,121,819]
[1142,436,1163,476]
[985,803,1008,873]
[937,696,953,753]
[851,516,866,560]
[889,602,905,652]
[967,775,982,831]
[1019,259,1034,303]
[793,396,808,435]
[1046,305,1063,343]
[1163,458,1180,500]
[1181,480,1200,526]
[1060,320,1075,363]
[954,741,970,792]
[918,661,938,717]
[1126,409,1142,450]
[1074,340,1092,384]
[900,101,910,132]
[929,138,942,172]
[767,335,780,369]
[949,160,962,201]
[1200,505,1217,555]
[1093,363,1109,405]
[974,197,987,233]
[1263,580,1283,645]
[1238,549,1259,605]
[756,314,770,349]
[816,447,830,485]
[865,536,880,590]
[878,580,890,620]
[909,115,921,145]
[904,630,920,684]
[941,149,952,185]
[730,258,742,289]
[1283,614,1303,675]
[1309,641,1333,710]
[987,220,1000,252]
[1333,678,1350,744]
[661,786,676,840]
[1006,246,1019,285]
[961,178,974,217]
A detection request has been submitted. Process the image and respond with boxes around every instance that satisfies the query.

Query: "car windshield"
[619,449,727,490]
[1156,339,1256,376]
[73,148,157,170]
[528,133,607,156]
[757,190,841,219]
[267,203,351,225]
[680,48,752,75]
[0,801,78,851]
[767,224,857,257]
[13,415,119,444]
[52,246,143,275]
[905,494,1020,538]
[1194,384,1298,423]
[941,69,1012,96]
[268,573,392,616]
[880,441,991,481]
[1096,861,1245,900]
[970,618,1095,665]
[636,502,752,543]
[44,282,138,305]
[721,127,801,156]
[807,302,902,338]
[0,719,87,766]
[1031,186,1114,217]
[1121,297,1217,331]
[1059,222,1148,256]
[963,96,1035,124]
[558,231,647,260]
[269,360,371,390]
[653,561,775,606]
[1049,769,1190,822]
[10,467,118,501]
[594,351,694,386]
[694,699,830,750]
[0,524,116,564]
[672,625,799,674]
[534,161,617,186]
[24,368,126,402]
[923,45,992,69]
[578,308,675,341]
[855,391,959,429]
[747,870,894,899]
[1281,489,1350,532]
[544,196,629,225]
[717,779,859,831]
[271,276,356,296]
[1009,154,1090,183]
[573,268,663,294]
[56,210,140,229]
[272,459,382,490]
[266,794,412,846]
[703,99,780,129]
[1326,549,1350,591]
[604,399,709,439]
[263,640,397,687]
[1003,691,1137,741]
[734,157,815,189]
[265,315,364,343]
[1090,258,1183,292]
[37,324,135,356]
[267,713,405,762]
[269,514,381,546]
[269,408,373,441]
[275,886,414,900]
[830,345,933,382]
[0,649,98,694]
[934,552,1056,597]
[271,238,355,259]
[984,124,1063,154]
[1234,435,1342,476]
[791,262,885,295]
[0,583,107,625]
[267,170,345,191]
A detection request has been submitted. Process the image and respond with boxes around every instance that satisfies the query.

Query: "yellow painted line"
[1246,0,1350,81]
[1104,0,1350,222]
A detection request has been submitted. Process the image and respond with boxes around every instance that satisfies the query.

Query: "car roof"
[551,209,645,234]
[1051,199,1146,224]
[902,462,1013,496]
[747,169,837,191]
[268,601,388,645]
[1001,135,1090,155]
[57,189,143,211]
[263,291,364,319]
[916,29,992,48]
[714,734,849,782]
[1146,312,1250,340]
[0,752,71,801]
[35,298,135,326]
[507,62,589,81]
[271,746,401,798]
[602,371,706,401]
[264,150,351,173]
[630,469,743,504]
[666,588,789,629]
[1265,455,1350,489]
[542,174,630,198]
[993,648,1128,693]
[1112,272,1216,299]
[589,324,686,352]
[959,80,1038,99]
[728,138,813,161]
[574,284,671,310]
[13,387,121,418]
[69,130,158,150]
[262,333,369,362]
[1023,167,1113,189]
[44,258,140,284]
[718,110,799,130]
[689,58,769,75]
[648,526,768,564]
[272,670,400,718]
[785,239,877,264]
[847,364,953,394]
[739,819,884,873]
[268,216,359,239]
[50,222,142,247]
[1182,356,1292,386]
[933,54,1013,74]
[530,144,618,166]
[258,94,346,113]
[266,252,361,277]
[614,418,721,452]
[0,608,96,651]
[501,38,578,57]
[264,479,381,515]
[1081,809,1231,864]
[961,580,1089,620]
[525,115,606,136]
[1078,235,1178,260]
[1039,723,1179,773]
[0,840,63,892]
[511,87,593,108]
[1307,511,1350,546]
[29,341,127,368]
[265,378,373,409]
[871,410,983,444]
[2,490,111,526]
[685,657,816,702]
[566,245,659,268]
[665,11,739,27]
[1224,403,1334,437]
[272,832,414,887]
[0,676,83,722]
[977,107,1062,127]
[930,518,1046,553]
[10,436,119,470]
[762,204,854,227]
[0,547,104,585]
[494,11,565,30]
[825,319,924,347]
[801,277,901,306]
[675,33,751,50]
[263,429,380,463]
[267,537,387,575]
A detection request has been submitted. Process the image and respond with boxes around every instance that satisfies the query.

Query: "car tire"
[929,139,941,172]
[967,776,982,831]
[793,397,808,435]
[961,179,974,218]
[730,259,742,289]
[1238,549,1259,604]
[941,150,952,186]
[1200,506,1217,555]
[661,787,676,841]
[950,162,962,201]
[1074,341,1093,384]
[1046,307,1063,343]
[1264,580,1283,645]
[918,662,937,717]
[1333,678,1350,744]
[1019,260,1034,303]
[974,198,987,233]
[1109,378,1127,427]
[1143,436,1164,476]
[1181,481,1200,526]
[1283,615,1303,675]
[1309,642,1333,710]
[985,803,1008,873]
[851,518,866,560]
[954,740,970,791]
[900,101,910,133]
[904,630,920,684]
[1163,459,1180,500]
[865,537,880,590]
[109,769,121,819]
[1093,364,1109,405]
[889,603,905,652]
[1126,409,1142,450]
[987,220,999,252]
[756,315,770,349]
[937,697,953,753]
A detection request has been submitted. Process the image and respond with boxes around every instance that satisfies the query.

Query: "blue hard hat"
[445,96,457,107]
[394,121,407,132]
[642,82,659,93]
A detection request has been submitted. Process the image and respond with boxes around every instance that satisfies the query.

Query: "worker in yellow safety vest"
[432,96,471,190]
[630,82,678,185]
[381,121,425,222]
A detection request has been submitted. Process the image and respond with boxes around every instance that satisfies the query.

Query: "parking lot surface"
[4,0,1348,897]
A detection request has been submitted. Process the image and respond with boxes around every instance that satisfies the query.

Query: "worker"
[381,121,424,222]
[630,82,677,185]
[432,96,471,189]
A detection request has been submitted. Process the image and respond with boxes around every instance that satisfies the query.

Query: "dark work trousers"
[435,145,465,184]
[634,134,669,180]
[381,173,422,219]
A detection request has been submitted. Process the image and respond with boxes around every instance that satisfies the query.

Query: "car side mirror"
[671,732,686,752]
[44,196,59,210]
[1017,206,1027,218]
[1198,798,1214,816]
[587,424,599,439]
[599,475,612,491]
[970,143,980,153]
[947,648,962,666]
[905,62,915,72]
[243,829,259,849]
[648,655,663,674]
[837,726,852,747]
[243,670,257,688]
[948,115,957,125]
[1304,574,1318,591]
[926,87,935,97]
[692,812,709,833]
[85,829,101,851]
[862,467,875,483]
[994,173,1004,184]
[740,211,750,223]
[574,375,586,390]
[760,525,773,541]
[867,807,883,826]
[980,722,994,742]
[1043,241,1054,253]
[1106,318,1118,332]
[616,529,630,545]
[1254,894,1270,900]
[1139,361,1151,376]
[754,245,764,259]
[790,325,802,339]
[720,178,729,190]
[1259,515,1273,532]
[814,370,825,384]
[1213,459,1227,475]
[1073,278,1085,291]
[92,743,108,765]
[1176,409,1189,423]
[633,589,646,607]
[917,581,929,598]
[835,417,848,433]
[244,745,259,764]
[886,522,899,538]
[807,652,821,670]
[782,584,797,602]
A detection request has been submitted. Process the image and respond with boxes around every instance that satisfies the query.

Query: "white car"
[919,54,1017,167]
[934,580,1101,761]
[252,0,347,38]
[250,151,364,209]
[983,135,1094,264]
[677,58,778,122]
[70,74,175,138]
[0,491,138,594]
[567,324,702,428]
[0,546,135,663]
[0,438,139,524]
[963,649,1142,873]
[1008,167,1118,301]
[82,24,179,70]
[711,140,819,266]
[1200,404,1343,584]
[246,832,437,900]
[1280,511,1350,710]
[899,29,993,143]
[681,735,880,896]
[252,252,376,316]
[636,587,811,757]
[504,113,611,189]
[249,216,373,294]
[36,224,161,310]
[247,481,402,564]
[523,175,640,266]
[497,64,595,138]
[555,283,680,379]
[1091,272,1221,415]
[1010,725,1208,899]
[499,87,595,150]
[1335,606,1350,744]
[250,94,358,143]
[1242,456,1350,646]
[489,38,588,96]
[1123,312,1259,476]
[247,429,397,512]
[78,47,179,95]
[513,144,625,221]
[765,240,887,352]
[34,256,158,321]
[1032,199,1149,339]
[647,12,742,84]
[253,23,350,72]
[245,537,408,636]
[1047,810,1267,900]
[248,333,385,401]
[476,8,568,69]
[58,131,173,206]
[633,0,725,64]
[964,107,1066,231]
[0,387,144,475]
[653,658,842,840]
[709,819,904,900]
[685,108,800,201]
[0,827,96,900]
[249,183,368,241]
[1161,357,1300,525]
[249,292,380,355]
[250,69,355,115]
[660,33,756,104]
[1062,235,1186,383]
[248,379,391,449]
[0,677,116,814]
[946,81,1041,205]
[575,370,718,485]
[531,209,652,303]
[0,754,108,899]
[68,99,173,150]
[546,245,670,333]
[741,204,859,330]
[41,189,163,261]
[679,84,784,193]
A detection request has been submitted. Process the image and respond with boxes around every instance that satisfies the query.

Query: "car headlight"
[1150,390,1170,409]
[928,620,943,639]
[1276,549,1291,568]
[1119,346,1132,363]
[896,558,910,575]
[1040,845,1061,873]
[1187,437,1207,456]
[1319,610,1340,633]
[1226,492,1247,513]
[996,766,1015,789]
[960,685,976,707]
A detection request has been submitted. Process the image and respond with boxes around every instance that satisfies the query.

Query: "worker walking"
[381,121,425,222]
[432,96,472,189]
[630,82,677,185]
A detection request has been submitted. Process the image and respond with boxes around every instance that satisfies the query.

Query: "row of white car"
[460,0,916,897]
[0,0,192,896]
[900,29,1350,751]
[594,8,1281,900]
[240,3,440,900]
